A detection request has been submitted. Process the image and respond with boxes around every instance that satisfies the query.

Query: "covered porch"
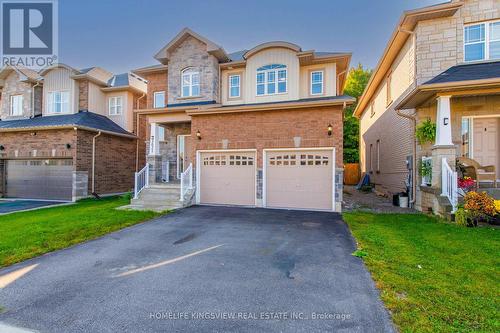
[397,61,500,214]
[146,111,193,184]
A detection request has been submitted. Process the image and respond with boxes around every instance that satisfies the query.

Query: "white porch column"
[435,95,453,146]
[149,122,161,156]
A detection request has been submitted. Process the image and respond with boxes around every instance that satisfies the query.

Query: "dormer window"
[181,68,200,97]
[256,64,287,96]
[108,96,123,115]
[310,71,324,95]
[47,91,69,114]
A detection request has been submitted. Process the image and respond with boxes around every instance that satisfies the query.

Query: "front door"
[473,118,500,179]
[177,135,191,179]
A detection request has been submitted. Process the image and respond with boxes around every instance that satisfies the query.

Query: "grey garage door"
[6,159,73,201]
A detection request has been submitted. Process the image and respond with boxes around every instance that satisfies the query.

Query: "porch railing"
[134,164,149,199]
[162,160,169,183]
[180,163,193,202]
[441,158,458,213]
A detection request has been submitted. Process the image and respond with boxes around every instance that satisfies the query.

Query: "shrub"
[495,200,500,215]
[463,191,496,222]
[455,208,473,227]
[416,119,436,144]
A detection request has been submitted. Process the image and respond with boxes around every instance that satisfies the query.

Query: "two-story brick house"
[0,64,147,201]
[132,28,353,212]
[355,0,500,215]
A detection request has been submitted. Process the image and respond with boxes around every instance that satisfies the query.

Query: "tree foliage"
[343,64,372,163]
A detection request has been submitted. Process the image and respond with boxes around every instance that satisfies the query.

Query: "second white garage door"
[264,148,334,211]
[198,151,256,206]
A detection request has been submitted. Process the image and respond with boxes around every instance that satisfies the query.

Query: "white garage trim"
[263,147,336,212]
[196,149,258,206]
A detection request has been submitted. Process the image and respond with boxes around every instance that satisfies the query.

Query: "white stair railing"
[180,163,193,202]
[441,158,458,213]
[134,164,149,199]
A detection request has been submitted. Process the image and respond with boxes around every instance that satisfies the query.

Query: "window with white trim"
[108,96,123,115]
[47,91,70,114]
[10,95,23,116]
[464,21,500,62]
[311,71,324,95]
[229,74,240,98]
[181,68,200,97]
[154,91,165,108]
[256,64,287,96]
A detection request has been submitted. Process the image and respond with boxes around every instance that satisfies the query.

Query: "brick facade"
[0,128,137,199]
[189,106,344,169]
[142,71,167,109]
[76,130,136,194]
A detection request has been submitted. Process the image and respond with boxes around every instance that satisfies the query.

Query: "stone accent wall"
[33,85,42,116]
[142,71,167,109]
[0,71,33,120]
[76,130,137,194]
[167,36,220,105]
[415,0,500,84]
[78,80,89,110]
[72,171,89,201]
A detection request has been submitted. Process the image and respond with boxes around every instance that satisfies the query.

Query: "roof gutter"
[0,125,137,139]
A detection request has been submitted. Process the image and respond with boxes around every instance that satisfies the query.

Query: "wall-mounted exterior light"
[0,145,4,151]
[196,130,202,140]
[66,143,71,149]
[30,132,37,136]
[327,124,333,136]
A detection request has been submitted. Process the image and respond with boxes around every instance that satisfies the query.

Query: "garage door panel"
[200,152,255,206]
[6,160,73,201]
[266,150,333,211]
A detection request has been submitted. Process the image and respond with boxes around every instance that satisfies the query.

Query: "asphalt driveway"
[0,200,65,214]
[0,206,394,333]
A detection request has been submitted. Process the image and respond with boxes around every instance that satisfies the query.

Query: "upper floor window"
[181,68,200,97]
[10,95,23,116]
[256,64,287,96]
[311,71,324,95]
[109,96,123,115]
[464,21,500,62]
[154,91,165,108]
[229,74,241,98]
[47,91,69,114]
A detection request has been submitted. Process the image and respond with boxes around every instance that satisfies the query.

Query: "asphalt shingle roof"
[425,61,500,85]
[0,111,134,136]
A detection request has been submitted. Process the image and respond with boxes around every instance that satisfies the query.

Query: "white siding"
[42,68,78,115]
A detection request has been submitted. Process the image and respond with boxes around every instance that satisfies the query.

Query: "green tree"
[343,64,372,163]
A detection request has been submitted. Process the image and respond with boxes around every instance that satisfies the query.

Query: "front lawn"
[344,212,499,333]
[0,195,161,268]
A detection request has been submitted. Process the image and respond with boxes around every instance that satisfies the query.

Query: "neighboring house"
[354,0,500,214]
[133,28,353,212]
[0,64,148,201]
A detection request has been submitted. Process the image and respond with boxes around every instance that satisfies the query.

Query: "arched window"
[256,64,287,96]
[181,67,200,97]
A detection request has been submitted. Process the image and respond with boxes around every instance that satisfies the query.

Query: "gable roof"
[0,66,40,83]
[154,27,230,64]
[354,0,464,118]
[0,111,135,137]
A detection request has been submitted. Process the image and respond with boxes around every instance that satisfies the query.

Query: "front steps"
[124,183,188,212]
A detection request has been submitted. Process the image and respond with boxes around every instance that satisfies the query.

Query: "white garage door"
[265,149,334,211]
[6,159,73,201]
[199,151,256,206]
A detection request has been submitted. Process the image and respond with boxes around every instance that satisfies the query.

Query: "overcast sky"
[58,0,445,74]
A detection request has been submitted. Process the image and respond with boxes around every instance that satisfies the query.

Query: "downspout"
[92,131,102,195]
[395,28,418,205]
[135,93,146,172]
[31,81,42,118]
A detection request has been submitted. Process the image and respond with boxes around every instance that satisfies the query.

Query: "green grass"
[0,195,161,268]
[343,212,500,333]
